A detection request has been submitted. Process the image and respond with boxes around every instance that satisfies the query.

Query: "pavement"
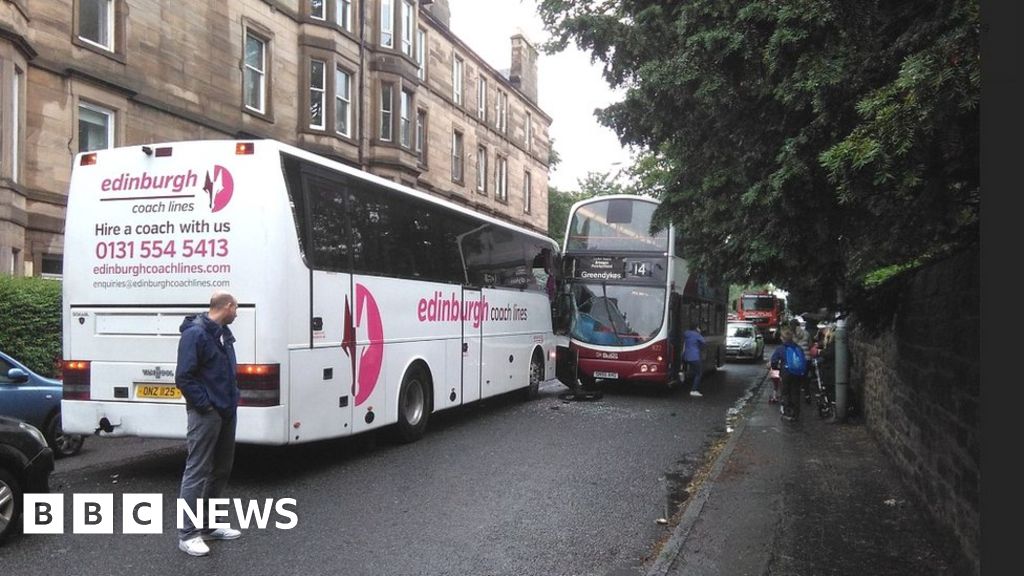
[647,369,964,576]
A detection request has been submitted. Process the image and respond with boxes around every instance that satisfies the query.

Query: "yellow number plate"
[135,384,182,399]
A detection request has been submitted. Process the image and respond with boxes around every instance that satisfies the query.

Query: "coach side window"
[303,173,349,271]
[399,197,474,284]
[347,183,407,277]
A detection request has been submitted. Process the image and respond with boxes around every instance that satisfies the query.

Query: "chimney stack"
[421,0,450,29]
[510,34,538,104]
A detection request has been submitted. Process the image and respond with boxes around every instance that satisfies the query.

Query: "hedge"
[0,276,63,377]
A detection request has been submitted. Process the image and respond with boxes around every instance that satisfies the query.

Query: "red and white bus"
[61,140,559,445]
[559,195,726,388]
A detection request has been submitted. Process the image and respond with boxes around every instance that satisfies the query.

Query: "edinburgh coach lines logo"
[203,165,234,213]
[342,284,384,406]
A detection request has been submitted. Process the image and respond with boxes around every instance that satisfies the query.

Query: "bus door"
[288,271,353,442]
[461,288,483,403]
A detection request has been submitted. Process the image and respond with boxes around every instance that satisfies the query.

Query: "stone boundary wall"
[847,247,979,575]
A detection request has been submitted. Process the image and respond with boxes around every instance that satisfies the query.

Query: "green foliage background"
[0,276,63,377]
[538,0,979,310]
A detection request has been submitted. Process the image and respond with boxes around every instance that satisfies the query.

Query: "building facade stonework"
[0,0,551,277]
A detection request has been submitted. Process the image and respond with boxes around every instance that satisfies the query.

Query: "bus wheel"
[524,352,544,401]
[396,365,430,443]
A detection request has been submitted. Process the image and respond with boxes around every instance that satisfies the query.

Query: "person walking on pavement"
[769,325,809,421]
[682,321,706,397]
[175,291,243,556]
[790,317,813,404]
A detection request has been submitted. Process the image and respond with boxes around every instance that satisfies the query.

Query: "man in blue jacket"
[175,291,242,556]
[682,322,706,397]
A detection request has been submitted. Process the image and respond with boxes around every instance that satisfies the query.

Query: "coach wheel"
[524,351,544,401]
[0,468,22,540]
[396,365,430,443]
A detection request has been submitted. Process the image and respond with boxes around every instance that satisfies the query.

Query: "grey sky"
[447,0,634,191]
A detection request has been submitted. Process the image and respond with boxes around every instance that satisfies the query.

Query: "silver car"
[725,321,764,361]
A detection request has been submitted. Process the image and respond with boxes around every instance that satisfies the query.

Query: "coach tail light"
[237,363,280,407]
[62,360,92,400]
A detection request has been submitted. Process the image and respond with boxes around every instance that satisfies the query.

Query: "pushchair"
[809,346,834,419]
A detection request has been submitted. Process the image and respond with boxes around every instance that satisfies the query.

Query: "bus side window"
[303,172,349,272]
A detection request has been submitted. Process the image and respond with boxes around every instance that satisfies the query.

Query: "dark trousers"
[178,407,237,539]
[685,360,703,392]
[779,371,806,418]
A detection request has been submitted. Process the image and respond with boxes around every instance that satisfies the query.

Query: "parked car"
[0,415,54,541]
[725,321,765,362]
[0,350,85,457]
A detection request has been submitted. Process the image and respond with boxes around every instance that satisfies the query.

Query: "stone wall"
[847,246,979,575]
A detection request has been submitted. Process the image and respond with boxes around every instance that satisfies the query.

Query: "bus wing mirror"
[554,293,573,335]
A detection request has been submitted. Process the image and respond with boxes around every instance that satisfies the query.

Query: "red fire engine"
[735,291,785,341]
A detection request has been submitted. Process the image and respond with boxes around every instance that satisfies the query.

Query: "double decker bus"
[558,195,726,388]
[61,140,559,445]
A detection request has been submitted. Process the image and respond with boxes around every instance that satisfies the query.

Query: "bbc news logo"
[23,494,297,534]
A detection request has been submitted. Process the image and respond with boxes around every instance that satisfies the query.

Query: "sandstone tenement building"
[0,0,551,277]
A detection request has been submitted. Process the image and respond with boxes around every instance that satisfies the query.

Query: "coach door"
[288,271,354,442]
[461,288,483,403]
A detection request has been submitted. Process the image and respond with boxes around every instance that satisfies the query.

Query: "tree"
[538,0,979,306]
[548,137,562,170]
[547,170,630,241]
[547,185,577,241]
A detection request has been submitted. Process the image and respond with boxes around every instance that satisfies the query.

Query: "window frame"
[78,100,116,153]
[416,28,427,80]
[452,54,464,106]
[415,108,428,166]
[337,0,353,31]
[243,27,270,116]
[380,0,394,48]
[495,155,508,202]
[401,0,415,57]
[476,145,488,195]
[523,170,532,213]
[309,58,327,130]
[76,0,114,52]
[526,111,533,151]
[310,0,326,20]
[451,129,464,184]
[477,76,488,122]
[496,89,508,133]
[335,65,353,137]
[380,82,394,142]
[10,66,22,182]
[399,89,413,148]
[40,255,64,279]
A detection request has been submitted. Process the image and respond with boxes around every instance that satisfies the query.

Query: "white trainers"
[202,527,242,540]
[179,536,210,557]
[690,390,703,397]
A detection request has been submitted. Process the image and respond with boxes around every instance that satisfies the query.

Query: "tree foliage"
[546,170,628,241]
[538,0,979,305]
